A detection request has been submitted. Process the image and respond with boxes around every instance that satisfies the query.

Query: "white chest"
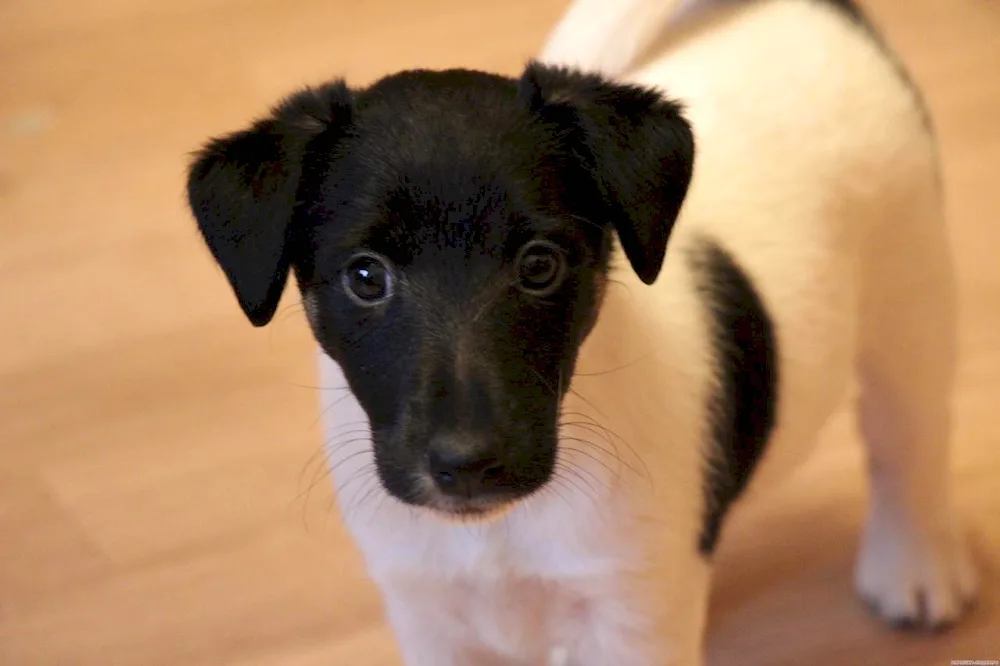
[371,518,634,665]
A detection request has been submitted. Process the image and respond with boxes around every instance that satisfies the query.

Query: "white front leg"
[560,555,712,666]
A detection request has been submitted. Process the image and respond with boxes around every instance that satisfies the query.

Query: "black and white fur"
[186,0,979,663]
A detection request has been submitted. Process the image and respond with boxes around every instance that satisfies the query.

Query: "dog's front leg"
[563,549,713,666]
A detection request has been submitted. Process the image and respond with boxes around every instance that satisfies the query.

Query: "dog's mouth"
[412,473,524,521]
[426,495,515,521]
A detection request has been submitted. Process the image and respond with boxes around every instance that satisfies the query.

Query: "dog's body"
[320,2,974,663]
[187,0,978,663]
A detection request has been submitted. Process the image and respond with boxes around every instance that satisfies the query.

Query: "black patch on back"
[811,0,933,131]
[718,1,932,131]
[815,0,867,24]
[692,240,778,556]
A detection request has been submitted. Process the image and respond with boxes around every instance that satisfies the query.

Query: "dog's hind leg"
[853,158,979,630]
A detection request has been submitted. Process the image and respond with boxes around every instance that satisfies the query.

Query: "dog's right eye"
[342,253,394,306]
[515,240,567,297]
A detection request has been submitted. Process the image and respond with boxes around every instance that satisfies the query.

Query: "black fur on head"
[187,62,694,516]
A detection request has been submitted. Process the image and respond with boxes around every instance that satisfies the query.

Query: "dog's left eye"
[516,241,566,296]
[342,252,394,305]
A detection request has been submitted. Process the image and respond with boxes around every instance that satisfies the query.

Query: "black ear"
[186,82,353,326]
[519,62,694,284]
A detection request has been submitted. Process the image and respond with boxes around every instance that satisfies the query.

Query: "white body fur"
[320,1,978,663]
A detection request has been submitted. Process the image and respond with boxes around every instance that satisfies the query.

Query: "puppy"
[186,0,979,663]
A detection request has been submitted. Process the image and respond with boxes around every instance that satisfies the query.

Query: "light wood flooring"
[1,0,998,663]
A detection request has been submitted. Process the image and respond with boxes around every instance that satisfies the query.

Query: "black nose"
[428,437,504,497]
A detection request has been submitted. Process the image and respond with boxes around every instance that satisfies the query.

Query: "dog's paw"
[854,510,979,631]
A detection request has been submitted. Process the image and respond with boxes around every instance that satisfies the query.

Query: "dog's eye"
[342,253,394,305]
[516,241,566,296]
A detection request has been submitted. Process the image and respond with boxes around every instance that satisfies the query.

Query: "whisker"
[335,463,375,497]
[325,446,373,476]
[288,383,353,392]
[559,435,640,480]
[367,488,393,526]
[297,454,332,505]
[557,442,620,484]
[564,212,606,233]
[529,367,559,397]
[353,475,387,523]
[575,355,650,377]
[322,430,373,451]
[560,412,652,484]
[308,391,363,431]
[553,461,602,499]
[536,475,577,515]
[561,412,641,460]
[342,466,379,522]
[325,420,371,435]
[567,387,608,419]
[297,441,330,488]
[276,304,305,325]
[560,416,622,455]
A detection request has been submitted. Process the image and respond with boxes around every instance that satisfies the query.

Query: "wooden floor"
[1,0,998,664]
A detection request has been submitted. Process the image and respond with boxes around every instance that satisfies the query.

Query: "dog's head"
[187,64,693,518]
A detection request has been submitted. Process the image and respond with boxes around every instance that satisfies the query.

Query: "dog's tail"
[538,0,705,78]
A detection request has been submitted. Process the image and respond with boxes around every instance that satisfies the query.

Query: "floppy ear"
[519,62,694,284]
[186,82,353,326]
